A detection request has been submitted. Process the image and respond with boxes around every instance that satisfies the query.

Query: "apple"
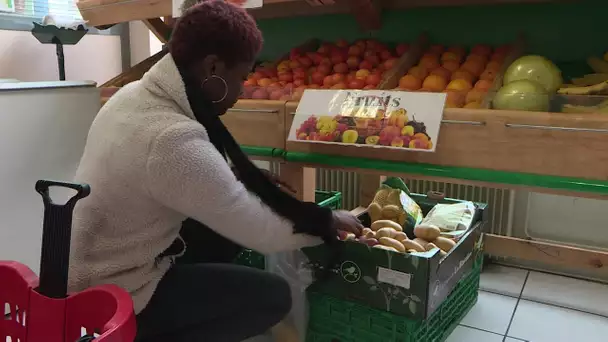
[331,53,346,65]
[347,56,361,70]
[251,88,269,100]
[293,79,307,87]
[298,56,312,68]
[317,64,332,75]
[348,45,363,57]
[269,89,285,100]
[319,57,332,66]
[323,75,335,87]
[366,73,382,87]
[380,50,394,61]
[278,73,293,82]
[333,63,349,74]
[384,58,398,70]
[331,73,346,84]
[360,60,374,70]
[288,60,301,69]
[336,39,349,48]
[395,43,409,57]
[349,79,366,89]
[311,71,326,85]
[355,69,371,80]
[292,69,307,80]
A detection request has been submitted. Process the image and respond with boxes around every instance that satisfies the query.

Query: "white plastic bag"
[266,250,314,341]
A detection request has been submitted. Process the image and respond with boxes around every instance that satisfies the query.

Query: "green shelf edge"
[241,146,285,158]
[285,152,608,195]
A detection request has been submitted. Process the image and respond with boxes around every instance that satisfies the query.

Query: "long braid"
[178,70,336,244]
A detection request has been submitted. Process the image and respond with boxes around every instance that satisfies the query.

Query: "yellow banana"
[557,80,608,96]
[572,73,608,86]
[587,56,608,74]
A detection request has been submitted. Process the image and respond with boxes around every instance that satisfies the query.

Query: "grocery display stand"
[74,0,608,340]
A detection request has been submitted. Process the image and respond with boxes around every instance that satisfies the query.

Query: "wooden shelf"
[77,0,568,28]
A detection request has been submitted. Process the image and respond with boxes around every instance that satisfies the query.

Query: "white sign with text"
[287,89,446,152]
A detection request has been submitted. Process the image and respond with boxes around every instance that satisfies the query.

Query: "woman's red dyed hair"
[169,0,263,68]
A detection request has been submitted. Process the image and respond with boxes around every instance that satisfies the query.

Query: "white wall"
[0,29,121,83]
[0,83,100,272]
[129,21,163,66]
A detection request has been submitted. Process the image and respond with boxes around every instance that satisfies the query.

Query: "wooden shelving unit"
[88,0,607,281]
[77,0,571,27]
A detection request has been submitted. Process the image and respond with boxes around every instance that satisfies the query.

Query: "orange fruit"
[490,52,507,63]
[465,53,488,66]
[428,44,445,55]
[466,89,485,104]
[422,75,448,92]
[419,55,440,70]
[461,60,485,77]
[442,60,460,72]
[479,68,497,82]
[430,67,451,80]
[447,46,467,58]
[464,101,482,109]
[451,69,476,84]
[444,90,466,108]
[474,79,493,92]
[446,79,473,92]
[408,66,429,80]
[471,44,492,57]
[441,51,461,63]
[485,61,502,72]
[398,75,422,91]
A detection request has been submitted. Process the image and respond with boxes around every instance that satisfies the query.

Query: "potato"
[379,237,406,253]
[337,230,356,241]
[362,227,375,239]
[359,237,379,247]
[368,202,383,222]
[413,238,429,248]
[433,236,456,252]
[373,244,399,253]
[393,231,408,242]
[371,219,403,232]
[424,242,439,252]
[413,224,441,241]
[376,227,398,239]
[401,239,425,252]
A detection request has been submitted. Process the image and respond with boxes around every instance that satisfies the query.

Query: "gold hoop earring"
[201,75,228,103]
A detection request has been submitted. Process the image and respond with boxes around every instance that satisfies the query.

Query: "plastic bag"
[266,250,314,341]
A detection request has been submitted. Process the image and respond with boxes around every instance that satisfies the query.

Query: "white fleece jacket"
[68,54,322,314]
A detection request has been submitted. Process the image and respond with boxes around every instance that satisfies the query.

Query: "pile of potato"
[338,219,456,256]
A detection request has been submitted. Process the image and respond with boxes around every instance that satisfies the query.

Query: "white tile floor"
[448,264,608,342]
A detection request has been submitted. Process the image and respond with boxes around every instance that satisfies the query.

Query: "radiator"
[272,162,513,235]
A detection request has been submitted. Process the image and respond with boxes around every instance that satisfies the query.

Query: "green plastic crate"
[306,255,482,342]
[233,190,343,269]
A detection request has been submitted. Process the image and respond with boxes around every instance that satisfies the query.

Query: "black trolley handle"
[35,180,90,299]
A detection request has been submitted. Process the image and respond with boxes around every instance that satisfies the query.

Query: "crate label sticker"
[288,89,446,152]
[377,267,411,289]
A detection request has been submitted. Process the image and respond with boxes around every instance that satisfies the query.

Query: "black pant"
[135,220,292,342]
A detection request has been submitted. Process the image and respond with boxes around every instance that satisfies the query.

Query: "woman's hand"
[332,210,363,236]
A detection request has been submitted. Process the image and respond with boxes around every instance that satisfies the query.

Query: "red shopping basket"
[0,180,137,342]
